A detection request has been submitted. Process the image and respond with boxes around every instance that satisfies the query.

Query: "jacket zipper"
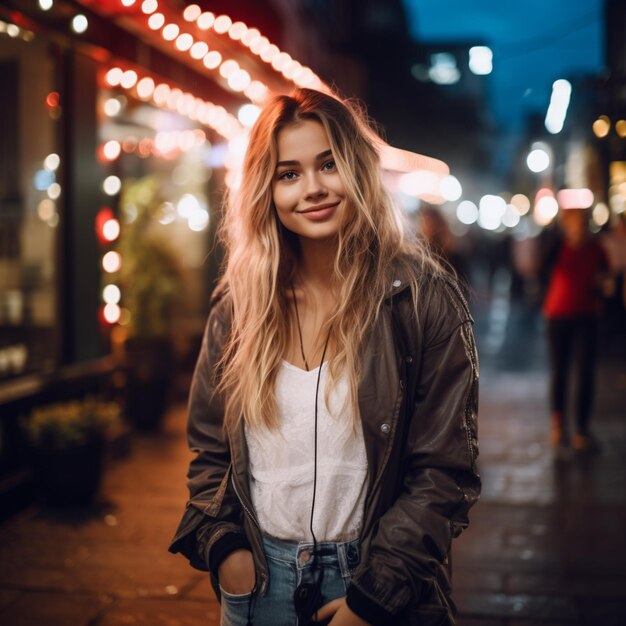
[230,471,269,594]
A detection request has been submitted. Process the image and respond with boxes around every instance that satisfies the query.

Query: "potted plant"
[112,175,182,431]
[24,396,122,504]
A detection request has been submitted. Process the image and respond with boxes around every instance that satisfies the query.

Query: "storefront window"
[0,23,59,381]
[97,74,224,345]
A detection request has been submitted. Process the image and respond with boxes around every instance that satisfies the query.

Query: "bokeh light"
[106,67,123,86]
[103,175,122,196]
[102,251,122,273]
[238,103,261,127]
[102,218,121,242]
[545,79,571,134]
[592,203,610,226]
[527,148,550,173]
[593,115,611,138]
[511,194,531,215]
[141,0,157,14]
[104,98,122,116]
[203,51,222,69]
[120,70,138,89]
[190,41,209,59]
[37,198,55,221]
[213,15,232,34]
[456,200,478,225]
[103,284,121,304]
[103,140,121,161]
[44,153,60,171]
[502,204,521,228]
[47,183,61,200]
[183,4,201,22]
[71,15,88,34]
[148,13,165,30]
[219,59,239,78]
[103,303,121,324]
[556,188,594,209]
[469,46,492,75]
[162,24,180,41]
[478,195,506,230]
[440,175,462,201]
[197,12,215,30]
[136,77,155,99]
[228,69,251,91]
[229,22,247,40]
[534,195,559,226]
[176,33,194,51]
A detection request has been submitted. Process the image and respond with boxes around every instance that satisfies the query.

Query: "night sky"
[402,0,605,133]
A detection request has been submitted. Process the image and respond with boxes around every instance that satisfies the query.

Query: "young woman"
[169,88,480,626]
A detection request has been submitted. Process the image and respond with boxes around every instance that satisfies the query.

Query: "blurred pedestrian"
[418,205,466,278]
[541,208,609,451]
[169,88,480,626]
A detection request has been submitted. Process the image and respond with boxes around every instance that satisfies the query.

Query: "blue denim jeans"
[220,534,361,626]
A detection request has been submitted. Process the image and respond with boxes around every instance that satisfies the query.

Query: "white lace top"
[245,360,368,542]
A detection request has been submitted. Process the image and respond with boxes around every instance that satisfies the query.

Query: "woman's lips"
[298,202,339,220]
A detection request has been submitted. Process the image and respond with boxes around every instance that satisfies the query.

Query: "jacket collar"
[383,260,417,300]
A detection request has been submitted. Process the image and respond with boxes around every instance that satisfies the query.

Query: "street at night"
[1,1,625,625]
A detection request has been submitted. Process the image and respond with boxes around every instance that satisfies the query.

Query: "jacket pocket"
[205,463,232,517]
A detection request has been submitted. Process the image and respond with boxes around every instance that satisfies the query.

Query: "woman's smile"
[296,201,340,220]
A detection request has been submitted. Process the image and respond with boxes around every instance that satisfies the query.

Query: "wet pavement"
[1,302,625,625]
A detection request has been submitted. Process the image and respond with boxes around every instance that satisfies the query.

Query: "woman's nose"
[304,172,327,200]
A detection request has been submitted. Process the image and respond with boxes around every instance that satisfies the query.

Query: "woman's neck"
[296,236,337,292]
[285,238,338,370]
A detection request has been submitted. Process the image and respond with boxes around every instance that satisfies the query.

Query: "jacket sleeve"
[347,277,480,624]
[168,299,250,574]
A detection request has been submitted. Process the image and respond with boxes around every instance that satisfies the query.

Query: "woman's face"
[271,120,347,243]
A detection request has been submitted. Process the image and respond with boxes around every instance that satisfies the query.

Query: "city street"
[1,1,624,625]
[1,302,625,625]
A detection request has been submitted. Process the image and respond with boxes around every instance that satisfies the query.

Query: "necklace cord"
[290,284,310,371]
[309,327,331,621]
[290,282,332,623]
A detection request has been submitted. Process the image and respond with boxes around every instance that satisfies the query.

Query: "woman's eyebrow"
[276,149,333,168]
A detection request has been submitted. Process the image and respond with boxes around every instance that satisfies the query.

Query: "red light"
[103,303,122,325]
[46,92,60,108]
[95,207,115,244]
[535,187,555,201]
[99,303,122,326]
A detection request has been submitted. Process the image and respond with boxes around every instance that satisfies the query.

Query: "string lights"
[116,0,325,104]
[105,66,243,139]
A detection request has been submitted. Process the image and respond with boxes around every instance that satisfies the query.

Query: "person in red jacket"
[542,208,609,450]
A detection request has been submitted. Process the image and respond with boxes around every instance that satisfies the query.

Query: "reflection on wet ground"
[455,276,626,625]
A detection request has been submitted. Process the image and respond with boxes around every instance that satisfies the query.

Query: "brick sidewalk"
[1,355,625,625]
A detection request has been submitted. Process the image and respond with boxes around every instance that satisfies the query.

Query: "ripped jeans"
[220,534,360,626]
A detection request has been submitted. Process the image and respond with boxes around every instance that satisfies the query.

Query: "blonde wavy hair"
[216,88,443,431]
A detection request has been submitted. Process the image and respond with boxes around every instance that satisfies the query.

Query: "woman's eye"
[278,170,297,181]
[322,160,336,171]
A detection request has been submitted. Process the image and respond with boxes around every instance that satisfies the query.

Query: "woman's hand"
[217,549,255,595]
[313,597,372,625]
